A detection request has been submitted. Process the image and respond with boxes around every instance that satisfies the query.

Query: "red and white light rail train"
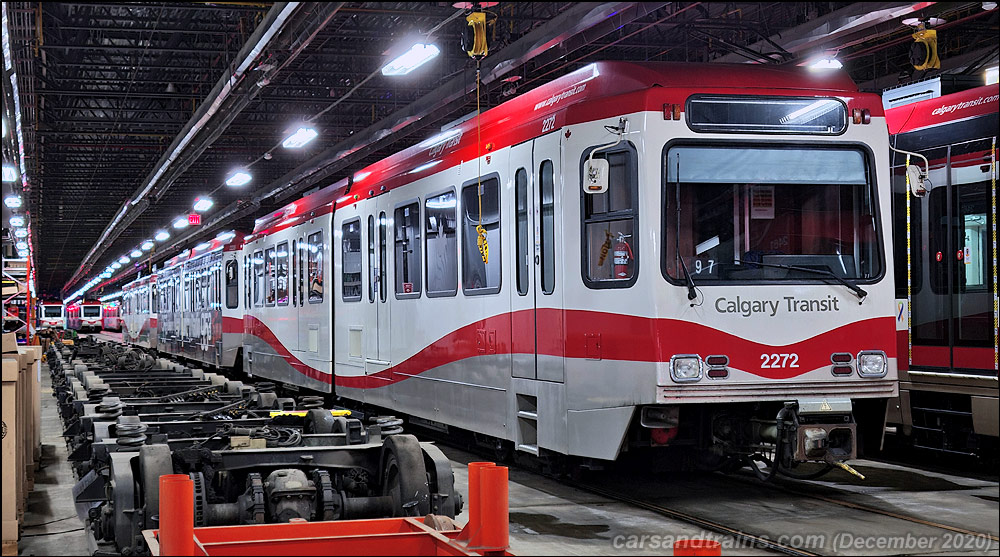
[119,61,916,472]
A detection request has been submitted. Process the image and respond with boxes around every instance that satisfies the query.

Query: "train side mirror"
[583,158,609,194]
[906,164,927,197]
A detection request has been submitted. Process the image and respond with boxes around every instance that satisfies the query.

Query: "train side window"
[425,190,458,297]
[580,143,638,289]
[378,213,388,303]
[265,247,276,306]
[226,260,239,309]
[307,231,324,303]
[540,160,556,294]
[276,242,290,306]
[515,169,529,296]
[253,250,264,307]
[368,216,376,303]
[342,219,362,302]
[461,175,501,295]
[394,201,422,298]
[291,240,297,306]
[299,237,305,306]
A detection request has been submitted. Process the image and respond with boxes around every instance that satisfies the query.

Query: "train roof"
[158,231,245,272]
[887,84,999,135]
[248,61,869,239]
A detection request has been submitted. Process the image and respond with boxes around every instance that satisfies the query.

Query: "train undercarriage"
[51,339,461,555]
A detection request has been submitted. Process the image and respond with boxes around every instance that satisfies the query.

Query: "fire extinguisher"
[613,232,633,279]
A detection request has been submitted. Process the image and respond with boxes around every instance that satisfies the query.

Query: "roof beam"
[62,1,347,296]
[712,2,943,63]
[141,2,668,271]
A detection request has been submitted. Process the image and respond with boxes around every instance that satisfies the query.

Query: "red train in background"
[885,81,998,457]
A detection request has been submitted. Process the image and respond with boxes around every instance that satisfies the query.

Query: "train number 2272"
[760,353,799,368]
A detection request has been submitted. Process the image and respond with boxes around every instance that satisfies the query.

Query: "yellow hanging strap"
[466,10,489,265]
[597,229,612,266]
[474,62,488,264]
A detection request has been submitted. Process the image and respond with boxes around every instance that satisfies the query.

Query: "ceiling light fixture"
[2,164,16,182]
[193,196,214,212]
[173,216,190,229]
[141,240,155,251]
[155,230,170,242]
[381,43,440,76]
[226,171,252,187]
[111,262,122,270]
[9,215,25,227]
[809,58,843,69]
[14,228,28,238]
[282,127,319,149]
[119,255,131,264]
[15,241,27,250]
[130,249,143,258]
[4,194,22,208]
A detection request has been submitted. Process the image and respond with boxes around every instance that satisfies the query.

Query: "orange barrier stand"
[145,463,513,556]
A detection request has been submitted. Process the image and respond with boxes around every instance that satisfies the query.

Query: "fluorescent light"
[282,127,318,149]
[17,250,29,258]
[195,242,211,251]
[130,249,143,258]
[15,241,27,250]
[2,164,16,182]
[215,231,235,241]
[986,65,999,86]
[119,255,131,264]
[809,58,843,69]
[4,194,21,208]
[381,43,440,76]
[100,272,111,279]
[155,230,170,242]
[13,228,28,238]
[173,217,190,229]
[141,240,154,251]
[193,196,214,212]
[111,262,122,269]
[226,171,252,187]
[9,215,24,227]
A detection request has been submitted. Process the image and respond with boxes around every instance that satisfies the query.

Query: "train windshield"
[83,306,101,317]
[43,306,62,317]
[663,145,881,283]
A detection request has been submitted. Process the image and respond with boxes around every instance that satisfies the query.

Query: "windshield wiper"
[671,155,698,303]
[678,256,698,301]
[737,260,867,301]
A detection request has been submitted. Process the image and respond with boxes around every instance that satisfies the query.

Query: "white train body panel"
[122,276,157,350]
[236,62,899,460]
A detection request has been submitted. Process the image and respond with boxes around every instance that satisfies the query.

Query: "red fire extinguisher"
[613,232,633,279]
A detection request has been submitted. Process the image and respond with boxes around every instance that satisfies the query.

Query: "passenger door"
[365,199,392,374]
[910,139,996,372]
[510,132,565,383]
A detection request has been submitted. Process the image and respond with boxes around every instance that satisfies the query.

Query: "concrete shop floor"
[15,361,999,556]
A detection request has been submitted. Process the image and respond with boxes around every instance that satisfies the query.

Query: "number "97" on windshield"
[760,353,799,368]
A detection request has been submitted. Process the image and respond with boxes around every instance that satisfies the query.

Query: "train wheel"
[381,435,431,517]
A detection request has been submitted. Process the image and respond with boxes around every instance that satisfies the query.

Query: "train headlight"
[670,355,703,383]
[856,351,887,377]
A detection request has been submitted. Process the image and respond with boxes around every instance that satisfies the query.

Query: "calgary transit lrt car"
[126,62,897,476]
[886,83,998,458]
